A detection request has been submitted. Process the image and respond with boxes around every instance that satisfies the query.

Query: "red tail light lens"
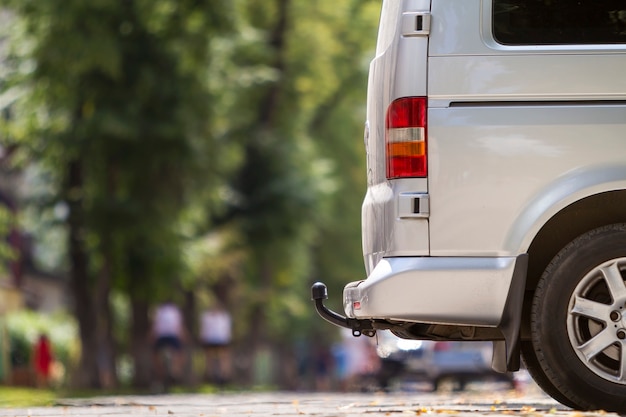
[386,97,427,178]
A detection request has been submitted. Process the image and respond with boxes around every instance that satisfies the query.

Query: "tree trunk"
[94,260,117,388]
[66,159,100,388]
[181,288,196,386]
[130,293,152,388]
[93,160,122,388]
[242,0,291,388]
[246,259,273,386]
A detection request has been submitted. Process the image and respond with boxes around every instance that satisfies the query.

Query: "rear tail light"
[385,97,427,179]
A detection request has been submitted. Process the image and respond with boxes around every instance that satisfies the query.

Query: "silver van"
[312,0,626,411]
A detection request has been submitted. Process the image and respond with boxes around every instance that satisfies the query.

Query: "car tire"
[520,340,578,409]
[530,224,626,412]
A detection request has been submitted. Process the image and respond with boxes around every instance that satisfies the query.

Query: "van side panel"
[428,105,626,256]
[429,55,626,104]
[427,0,626,257]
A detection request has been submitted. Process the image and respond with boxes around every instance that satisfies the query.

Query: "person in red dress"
[33,333,53,387]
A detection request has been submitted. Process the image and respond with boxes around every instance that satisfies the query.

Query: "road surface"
[0,388,618,417]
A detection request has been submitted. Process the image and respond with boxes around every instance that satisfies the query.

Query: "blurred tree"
[305,1,381,311]
[0,0,233,388]
[1,0,380,390]
[0,204,17,276]
[208,0,379,386]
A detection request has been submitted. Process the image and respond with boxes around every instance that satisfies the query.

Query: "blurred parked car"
[375,331,515,392]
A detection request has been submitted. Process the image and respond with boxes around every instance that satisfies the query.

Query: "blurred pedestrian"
[151,299,187,383]
[32,333,53,388]
[199,302,232,386]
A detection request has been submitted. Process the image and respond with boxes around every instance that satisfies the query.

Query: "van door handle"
[398,193,430,218]
[402,12,431,37]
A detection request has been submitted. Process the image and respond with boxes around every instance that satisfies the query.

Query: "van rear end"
[313,0,626,411]
[362,1,431,276]
[350,0,522,332]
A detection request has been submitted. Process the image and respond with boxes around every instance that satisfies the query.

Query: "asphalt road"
[0,388,618,417]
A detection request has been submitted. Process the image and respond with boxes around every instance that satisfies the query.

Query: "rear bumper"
[343,256,521,327]
[312,254,527,372]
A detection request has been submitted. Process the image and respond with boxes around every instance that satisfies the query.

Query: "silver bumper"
[344,256,518,327]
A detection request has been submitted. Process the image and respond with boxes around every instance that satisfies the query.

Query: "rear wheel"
[530,224,626,411]
[520,340,577,408]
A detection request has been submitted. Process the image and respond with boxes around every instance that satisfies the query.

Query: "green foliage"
[0,205,17,273]
[0,0,242,304]
[1,0,239,386]
[208,0,381,351]
[1,0,382,387]
[307,1,381,293]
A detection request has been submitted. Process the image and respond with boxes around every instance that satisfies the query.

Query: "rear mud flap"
[493,254,528,373]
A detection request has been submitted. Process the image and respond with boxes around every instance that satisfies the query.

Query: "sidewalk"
[0,391,616,417]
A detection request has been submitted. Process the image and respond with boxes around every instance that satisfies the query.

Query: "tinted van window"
[493,1,626,45]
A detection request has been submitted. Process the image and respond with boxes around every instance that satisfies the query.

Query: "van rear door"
[362,0,431,274]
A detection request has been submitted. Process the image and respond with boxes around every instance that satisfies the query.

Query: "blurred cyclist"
[151,299,187,384]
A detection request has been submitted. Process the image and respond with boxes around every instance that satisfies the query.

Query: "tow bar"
[311,282,392,337]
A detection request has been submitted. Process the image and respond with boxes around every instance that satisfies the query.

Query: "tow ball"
[310,281,385,337]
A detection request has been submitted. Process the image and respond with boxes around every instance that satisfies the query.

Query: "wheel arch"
[521,190,626,336]
[526,190,626,291]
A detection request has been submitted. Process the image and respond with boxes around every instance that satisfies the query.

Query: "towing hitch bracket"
[311,281,390,337]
